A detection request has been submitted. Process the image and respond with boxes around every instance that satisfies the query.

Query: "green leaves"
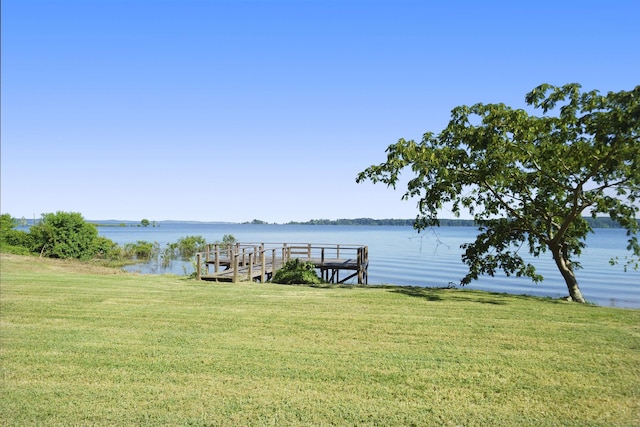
[357,83,640,300]
[272,258,324,285]
[29,211,101,260]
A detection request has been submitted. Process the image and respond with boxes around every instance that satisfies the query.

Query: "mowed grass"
[1,254,639,426]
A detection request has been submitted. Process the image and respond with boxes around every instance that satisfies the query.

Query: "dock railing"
[196,242,368,284]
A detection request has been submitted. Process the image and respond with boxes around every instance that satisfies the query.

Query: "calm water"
[97,223,640,309]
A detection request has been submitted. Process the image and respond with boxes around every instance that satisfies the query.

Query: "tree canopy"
[357,83,640,303]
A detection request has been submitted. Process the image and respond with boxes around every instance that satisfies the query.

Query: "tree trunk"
[550,243,586,303]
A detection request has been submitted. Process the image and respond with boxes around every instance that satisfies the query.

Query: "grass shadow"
[386,285,445,302]
[271,282,580,307]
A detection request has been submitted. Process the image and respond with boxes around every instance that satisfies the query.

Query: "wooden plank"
[201,259,283,282]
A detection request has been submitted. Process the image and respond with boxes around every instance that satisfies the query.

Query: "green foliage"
[90,236,122,260]
[0,213,16,238]
[163,235,207,260]
[357,83,640,303]
[160,235,207,271]
[28,211,104,260]
[140,218,150,227]
[206,234,237,252]
[221,234,237,248]
[289,217,417,226]
[0,213,230,273]
[0,214,30,254]
[288,217,637,227]
[123,240,158,260]
[272,258,324,284]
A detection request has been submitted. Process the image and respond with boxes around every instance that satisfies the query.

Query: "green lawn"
[1,253,639,426]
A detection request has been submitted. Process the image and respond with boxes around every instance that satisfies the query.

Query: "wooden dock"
[196,243,368,284]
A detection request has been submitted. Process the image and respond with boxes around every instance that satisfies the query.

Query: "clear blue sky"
[2,0,638,223]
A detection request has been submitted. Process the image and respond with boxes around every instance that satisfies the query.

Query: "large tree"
[357,83,640,303]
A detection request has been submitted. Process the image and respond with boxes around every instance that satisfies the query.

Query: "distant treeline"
[286,218,460,226]
[286,217,637,228]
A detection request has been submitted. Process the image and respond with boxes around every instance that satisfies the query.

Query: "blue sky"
[2,0,639,223]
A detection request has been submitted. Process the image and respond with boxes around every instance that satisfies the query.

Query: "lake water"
[97,223,640,309]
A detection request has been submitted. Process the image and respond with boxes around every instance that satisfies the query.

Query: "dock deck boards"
[200,257,362,282]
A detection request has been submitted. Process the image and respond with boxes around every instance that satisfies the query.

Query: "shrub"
[28,212,101,260]
[272,258,324,285]
[0,213,16,240]
[174,235,207,258]
[220,234,237,249]
[90,236,122,260]
[1,214,32,254]
[123,241,158,260]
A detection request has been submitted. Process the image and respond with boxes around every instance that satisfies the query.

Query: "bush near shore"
[0,212,233,272]
[1,253,638,426]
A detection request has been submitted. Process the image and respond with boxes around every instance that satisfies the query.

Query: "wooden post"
[271,249,277,278]
[248,253,253,281]
[204,245,210,275]
[358,247,362,284]
[261,250,266,283]
[357,247,364,284]
[233,253,239,283]
[196,253,202,280]
[214,244,220,273]
[364,246,369,284]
